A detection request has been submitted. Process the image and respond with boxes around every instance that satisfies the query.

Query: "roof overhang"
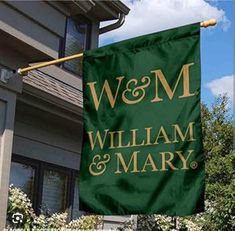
[65,0,130,21]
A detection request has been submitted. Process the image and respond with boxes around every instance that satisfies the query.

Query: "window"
[42,169,68,214]
[10,162,35,201]
[9,156,82,219]
[61,16,91,76]
[71,176,86,219]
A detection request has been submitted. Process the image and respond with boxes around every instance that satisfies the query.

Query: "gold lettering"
[109,131,116,149]
[145,127,152,145]
[122,76,151,104]
[176,150,193,169]
[87,76,124,111]
[154,126,171,144]
[115,151,140,174]
[87,129,109,150]
[117,130,131,148]
[130,129,145,147]
[173,122,195,143]
[141,154,158,172]
[160,152,178,171]
[151,63,195,102]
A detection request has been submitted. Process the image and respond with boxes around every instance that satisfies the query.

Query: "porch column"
[0,73,22,230]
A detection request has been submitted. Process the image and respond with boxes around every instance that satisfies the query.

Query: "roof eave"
[65,0,130,21]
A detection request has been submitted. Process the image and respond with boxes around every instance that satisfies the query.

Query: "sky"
[99,0,234,107]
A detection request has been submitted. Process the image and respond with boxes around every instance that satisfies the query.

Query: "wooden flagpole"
[17,19,217,75]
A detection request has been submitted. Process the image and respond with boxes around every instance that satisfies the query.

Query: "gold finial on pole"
[200,18,217,28]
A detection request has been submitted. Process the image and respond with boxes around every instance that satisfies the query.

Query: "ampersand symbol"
[89,154,111,176]
[122,76,151,104]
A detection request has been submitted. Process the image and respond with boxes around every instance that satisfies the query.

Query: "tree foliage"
[200,96,234,230]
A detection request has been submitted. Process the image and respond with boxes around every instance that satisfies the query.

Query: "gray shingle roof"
[23,70,83,108]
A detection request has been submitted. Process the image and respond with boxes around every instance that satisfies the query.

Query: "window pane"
[10,162,35,200]
[42,169,68,214]
[72,176,86,219]
[64,18,88,75]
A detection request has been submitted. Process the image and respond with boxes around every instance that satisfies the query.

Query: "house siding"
[12,102,82,170]
[0,1,61,59]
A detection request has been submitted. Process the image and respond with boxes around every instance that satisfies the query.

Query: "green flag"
[79,23,204,216]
